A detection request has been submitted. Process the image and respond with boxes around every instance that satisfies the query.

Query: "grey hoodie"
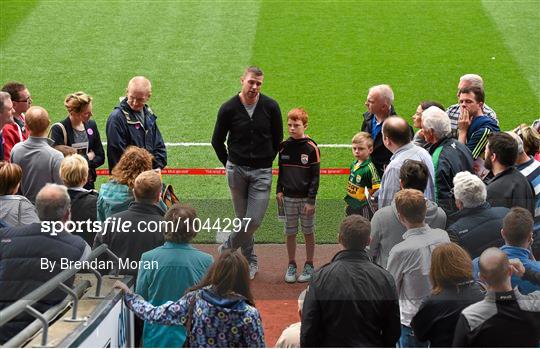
[369,198,446,269]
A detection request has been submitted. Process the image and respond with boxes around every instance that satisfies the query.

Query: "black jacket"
[95,201,165,277]
[212,93,283,168]
[428,137,474,215]
[486,167,535,216]
[411,281,485,347]
[0,223,88,343]
[106,98,167,171]
[452,289,540,347]
[49,117,105,189]
[300,249,401,347]
[446,203,509,259]
[68,189,98,245]
[276,137,320,204]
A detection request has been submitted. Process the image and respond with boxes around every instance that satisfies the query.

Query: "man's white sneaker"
[249,261,259,280]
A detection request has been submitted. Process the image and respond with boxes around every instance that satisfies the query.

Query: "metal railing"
[0,244,122,348]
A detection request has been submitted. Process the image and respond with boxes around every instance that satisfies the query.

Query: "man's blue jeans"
[224,161,272,263]
[398,325,428,348]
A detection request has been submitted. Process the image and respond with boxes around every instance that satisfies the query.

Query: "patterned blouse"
[124,287,265,347]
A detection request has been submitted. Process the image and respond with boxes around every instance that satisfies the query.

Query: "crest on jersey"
[301,154,309,165]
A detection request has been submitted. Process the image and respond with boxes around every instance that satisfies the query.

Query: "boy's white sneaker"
[285,264,297,283]
[297,263,314,283]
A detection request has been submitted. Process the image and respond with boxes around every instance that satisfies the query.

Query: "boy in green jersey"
[345,132,380,218]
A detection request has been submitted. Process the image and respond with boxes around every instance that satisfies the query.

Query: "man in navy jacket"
[106,76,167,171]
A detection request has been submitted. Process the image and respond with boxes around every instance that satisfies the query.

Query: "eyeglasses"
[15,97,32,103]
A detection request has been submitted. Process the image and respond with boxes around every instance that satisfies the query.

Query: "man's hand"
[276,192,283,205]
[112,281,132,294]
[303,203,315,216]
[87,150,95,161]
[509,258,525,277]
[458,107,472,132]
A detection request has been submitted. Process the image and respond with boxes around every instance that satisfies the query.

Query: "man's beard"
[484,152,492,171]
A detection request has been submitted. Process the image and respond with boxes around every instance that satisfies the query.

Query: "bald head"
[25,106,50,136]
[126,76,151,112]
[382,116,411,148]
[35,183,71,222]
[479,248,511,287]
[127,76,151,92]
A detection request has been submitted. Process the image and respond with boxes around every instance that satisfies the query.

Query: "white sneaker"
[249,261,259,280]
[285,264,297,283]
[297,263,314,283]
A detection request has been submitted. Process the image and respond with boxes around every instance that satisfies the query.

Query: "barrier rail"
[96,167,350,176]
[0,244,122,347]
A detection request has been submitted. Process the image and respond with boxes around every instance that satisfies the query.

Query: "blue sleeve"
[242,308,266,347]
[472,257,480,279]
[124,292,189,326]
[467,127,492,159]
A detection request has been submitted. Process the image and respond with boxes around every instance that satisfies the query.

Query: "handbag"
[162,183,180,209]
[183,293,197,348]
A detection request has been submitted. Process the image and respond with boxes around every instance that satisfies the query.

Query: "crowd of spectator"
[1,70,539,347]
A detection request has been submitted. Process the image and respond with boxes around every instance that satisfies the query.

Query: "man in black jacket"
[422,106,474,215]
[212,66,283,279]
[485,132,535,215]
[0,184,89,343]
[300,215,401,347]
[447,171,509,258]
[453,248,540,347]
[106,76,167,171]
[360,84,396,176]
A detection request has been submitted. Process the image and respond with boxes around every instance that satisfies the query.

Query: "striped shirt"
[517,157,540,232]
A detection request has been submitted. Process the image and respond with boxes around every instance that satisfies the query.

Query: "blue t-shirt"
[371,116,383,140]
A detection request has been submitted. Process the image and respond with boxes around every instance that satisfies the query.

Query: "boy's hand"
[276,192,283,205]
[112,281,132,294]
[303,203,315,216]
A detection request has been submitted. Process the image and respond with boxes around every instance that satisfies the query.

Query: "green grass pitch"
[1,0,539,243]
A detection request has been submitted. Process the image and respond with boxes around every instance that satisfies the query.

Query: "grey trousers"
[224,161,272,263]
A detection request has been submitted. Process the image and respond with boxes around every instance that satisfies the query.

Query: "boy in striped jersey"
[345,132,380,219]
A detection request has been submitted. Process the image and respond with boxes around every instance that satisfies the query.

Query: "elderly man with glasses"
[106,76,167,171]
[1,81,31,161]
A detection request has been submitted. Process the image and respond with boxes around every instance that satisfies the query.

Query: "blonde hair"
[60,154,88,187]
[352,131,373,147]
[0,161,22,195]
[64,92,92,115]
[133,170,162,203]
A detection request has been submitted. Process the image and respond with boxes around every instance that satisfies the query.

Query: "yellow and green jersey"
[345,157,381,209]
